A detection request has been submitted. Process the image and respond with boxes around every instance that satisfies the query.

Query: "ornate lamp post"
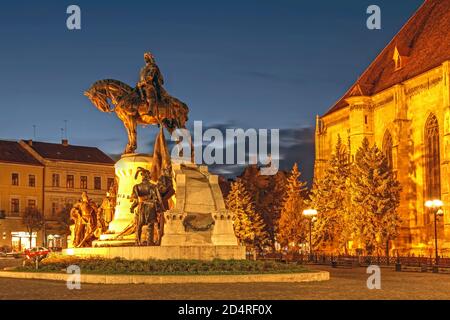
[303,209,318,259]
[425,199,444,270]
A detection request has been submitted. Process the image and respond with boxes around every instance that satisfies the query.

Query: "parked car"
[24,247,50,260]
[5,251,24,259]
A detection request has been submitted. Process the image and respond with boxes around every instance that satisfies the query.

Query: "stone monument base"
[92,233,136,247]
[62,245,246,261]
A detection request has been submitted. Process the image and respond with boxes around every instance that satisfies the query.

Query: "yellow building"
[0,139,115,251]
[314,0,450,255]
[0,141,44,251]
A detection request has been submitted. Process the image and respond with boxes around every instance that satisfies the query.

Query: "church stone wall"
[315,61,450,254]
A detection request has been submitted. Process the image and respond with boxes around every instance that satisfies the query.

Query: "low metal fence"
[256,252,450,269]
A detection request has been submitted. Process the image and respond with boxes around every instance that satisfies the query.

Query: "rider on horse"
[137,52,167,119]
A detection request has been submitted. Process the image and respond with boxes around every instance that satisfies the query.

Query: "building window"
[94,177,102,190]
[67,175,74,189]
[28,175,36,187]
[80,176,88,189]
[425,114,441,222]
[12,173,19,186]
[52,174,60,187]
[11,199,19,215]
[383,131,394,169]
[107,178,115,191]
[27,199,36,210]
[51,202,58,217]
[11,232,36,251]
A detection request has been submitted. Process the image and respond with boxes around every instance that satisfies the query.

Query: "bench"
[432,264,450,274]
[398,264,428,272]
[331,258,357,269]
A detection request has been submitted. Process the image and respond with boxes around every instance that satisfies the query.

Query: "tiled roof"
[324,0,450,116]
[27,141,115,165]
[0,140,43,166]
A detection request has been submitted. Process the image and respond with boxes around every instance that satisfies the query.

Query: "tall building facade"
[0,141,44,250]
[0,139,115,251]
[314,0,450,254]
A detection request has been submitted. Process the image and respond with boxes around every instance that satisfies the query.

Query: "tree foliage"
[309,135,351,253]
[349,138,402,254]
[277,163,308,250]
[238,165,287,247]
[226,179,270,250]
[57,204,73,236]
[22,207,44,246]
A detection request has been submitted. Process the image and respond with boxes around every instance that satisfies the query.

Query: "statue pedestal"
[93,153,153,247]
[161,164,239,248]
[88,158,243,259]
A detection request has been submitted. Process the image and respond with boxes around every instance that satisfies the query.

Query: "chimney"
[62,139,69,146]
[27,139,33,146]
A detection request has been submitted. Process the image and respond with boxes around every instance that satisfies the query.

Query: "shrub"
[16,256,308,275]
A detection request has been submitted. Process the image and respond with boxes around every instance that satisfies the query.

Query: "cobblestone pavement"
[1,265,450,300]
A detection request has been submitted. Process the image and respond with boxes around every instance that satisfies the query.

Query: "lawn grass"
[15,255,309,276]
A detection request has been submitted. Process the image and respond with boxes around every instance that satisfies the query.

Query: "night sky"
[0,0,423,182]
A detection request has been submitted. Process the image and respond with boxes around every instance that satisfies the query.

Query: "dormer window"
[393,46,409,71]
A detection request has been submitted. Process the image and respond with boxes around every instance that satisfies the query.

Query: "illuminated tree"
[226,179,270,250]
[56,204,73,237]
[350,138,402,255]
[277,163,308,250]
[239,165,287,247]
[309,135,352,253]
[22,207,44,248]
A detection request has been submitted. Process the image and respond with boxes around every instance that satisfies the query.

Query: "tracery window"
[382,131,394,169]
[424,114,441,204]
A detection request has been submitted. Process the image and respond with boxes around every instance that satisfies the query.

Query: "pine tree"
[350,138,402,255]
[277,163,308,250]
[238,165,287,248]
[226,179,270,250]
[269,171,288,238]
[309,135,351,253]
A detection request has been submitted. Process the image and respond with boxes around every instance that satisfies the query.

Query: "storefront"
[11,231,37,251]
[47,234,64,251]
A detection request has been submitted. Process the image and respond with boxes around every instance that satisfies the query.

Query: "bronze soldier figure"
[137,52,167,121]
[70,192,99,248]
[130,168,163,246]
[69,207,83,247]
[99,192,115,226]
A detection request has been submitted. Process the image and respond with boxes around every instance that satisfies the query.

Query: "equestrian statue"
[84,52,189,154]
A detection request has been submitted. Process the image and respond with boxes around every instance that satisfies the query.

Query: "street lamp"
[425,199,444,269]
[303,209,318,258]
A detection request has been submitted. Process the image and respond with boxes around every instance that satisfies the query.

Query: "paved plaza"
[1,263,450,300]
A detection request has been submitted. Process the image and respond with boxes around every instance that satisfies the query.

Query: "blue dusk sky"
[0,0,423,181]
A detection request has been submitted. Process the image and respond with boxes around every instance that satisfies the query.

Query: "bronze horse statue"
[84,79,189,154]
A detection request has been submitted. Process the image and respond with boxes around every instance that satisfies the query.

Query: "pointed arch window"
[382,131,394,169]
[424,114,441,202]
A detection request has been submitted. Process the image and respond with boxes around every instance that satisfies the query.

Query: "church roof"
[324,0,450,116]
